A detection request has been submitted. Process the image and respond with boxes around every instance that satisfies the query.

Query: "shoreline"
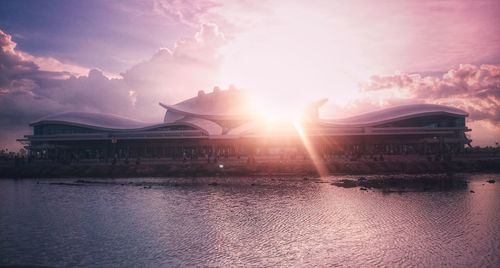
[1,157,499,179]
[6,173,497,194]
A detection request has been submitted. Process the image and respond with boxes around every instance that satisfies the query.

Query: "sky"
[0,0,499,150]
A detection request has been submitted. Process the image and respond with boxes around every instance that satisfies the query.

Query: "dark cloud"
[0,25,226,150]
[0,29,136,149]
[0,30,39,87]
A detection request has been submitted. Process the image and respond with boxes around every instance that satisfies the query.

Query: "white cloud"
[122,23,225,114]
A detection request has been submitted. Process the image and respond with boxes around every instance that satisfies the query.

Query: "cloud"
[0,29,134,149]
[149,0,272,34]
[2,21,499,149]
[122,23,225,109]
[0,25,227,150]
[152,0,221,26]
[0,30,87,85]
[354,64,500,145]
[0,30,40,88]
[360,64,500,124]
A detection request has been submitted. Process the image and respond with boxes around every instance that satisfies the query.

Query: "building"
[20,87,471,161]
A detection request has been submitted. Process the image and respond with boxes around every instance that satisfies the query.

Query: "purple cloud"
[0,25,227,149]
[360,64,500,124]
[122,23,225,108]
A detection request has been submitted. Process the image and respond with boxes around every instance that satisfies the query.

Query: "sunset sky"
[1,0,499,149]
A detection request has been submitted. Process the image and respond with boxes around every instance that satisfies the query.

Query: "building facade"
[20,88,471,161]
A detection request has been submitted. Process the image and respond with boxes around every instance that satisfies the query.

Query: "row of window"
[33,115,466,137]
[376,116,465,128]
[33,124,198,136]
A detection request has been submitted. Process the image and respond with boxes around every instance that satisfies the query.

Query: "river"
[1,174,499,267]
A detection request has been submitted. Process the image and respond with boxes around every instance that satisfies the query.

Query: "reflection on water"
[1,174,499,267]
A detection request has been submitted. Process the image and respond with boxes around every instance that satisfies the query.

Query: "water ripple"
[0,174,499,267]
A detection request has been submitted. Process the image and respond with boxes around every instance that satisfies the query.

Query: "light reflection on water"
[0,174,499,267]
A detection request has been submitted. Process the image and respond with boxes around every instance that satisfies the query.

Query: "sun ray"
[292,119,328,177]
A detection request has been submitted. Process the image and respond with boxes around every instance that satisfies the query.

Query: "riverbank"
[38,173,496,193]
[1,156,499,178]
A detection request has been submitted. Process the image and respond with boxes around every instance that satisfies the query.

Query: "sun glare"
[215,4,381,176]
[219,3,374,111]
[292,120,328,177]
[247,93,304,123]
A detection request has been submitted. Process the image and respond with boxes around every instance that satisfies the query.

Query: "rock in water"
[487,179,496,184]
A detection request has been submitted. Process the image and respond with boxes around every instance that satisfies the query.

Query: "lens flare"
[292,119,328,177]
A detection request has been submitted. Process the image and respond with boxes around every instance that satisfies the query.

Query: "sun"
[218,4,372,111]
[246,92,304,123]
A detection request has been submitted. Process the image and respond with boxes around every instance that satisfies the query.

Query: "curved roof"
[31,112,154,130]
[30,103,468,138]
[178,116,223,136]
[30,112,220,135]
[227,121,263,136]
[160,88,254,120]
[322,104,468,127]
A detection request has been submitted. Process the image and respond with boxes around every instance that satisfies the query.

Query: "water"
[1,174,499,267]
